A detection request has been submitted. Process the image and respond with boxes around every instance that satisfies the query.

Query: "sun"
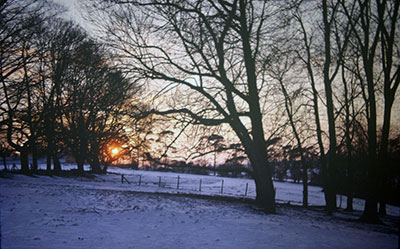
[111,147,120,157]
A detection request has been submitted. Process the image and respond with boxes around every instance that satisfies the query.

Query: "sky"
[49,0,400,146]
[52,0,88,28]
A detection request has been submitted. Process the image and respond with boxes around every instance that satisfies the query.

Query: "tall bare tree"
[34,19,86,172]
[293,0,355,213]
[86,0,299,212]
[265,42,312,207]
[292,4,331,211]
[61,39,135,173]
[375,0,400,216]
[1,1,47,172]
[342,0,400,221]
[320,0,355,213]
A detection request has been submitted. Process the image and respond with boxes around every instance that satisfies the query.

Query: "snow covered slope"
[1,173,398,249]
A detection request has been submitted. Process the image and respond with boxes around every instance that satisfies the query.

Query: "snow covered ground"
[2,159,399,215]
[107,167,400,216]
[1,170,399,249]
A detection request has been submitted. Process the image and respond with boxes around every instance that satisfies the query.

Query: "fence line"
[120,174,253,197]
[119,173,307,206]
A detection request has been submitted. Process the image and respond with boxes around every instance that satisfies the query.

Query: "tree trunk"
[102,163,109,174]
[362,158,379,222]
[322,86,338,213]
[235,0,275,213]
[46,132,61,172]
[298,13,327,210]
[342,61,354,212]
[46,154,52,171]
[377,95,394,217]
[345,152,354,212]
[346,196,354,212]
[361,66,379,223]
[324,180,337,214]
[302,162,308,207]
[76,158,84,173]
[247,141,275,214]
[89,157,102,173]
[379,203,387,215]
[2,156,7,170]
[377,0,400,217]
[74,149,85,173]
[233,116,276,213]
[248,149,276,213]
[32,144,38,172]
[322,0,337,214]
[88,139,102,173]
[20,151,29,173]
[277,74,308,207]
[299,14,328,210]
[53,153,61,172]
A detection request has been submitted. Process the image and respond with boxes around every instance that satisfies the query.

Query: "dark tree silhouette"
[85,0,300,212]
[62,40,135,173]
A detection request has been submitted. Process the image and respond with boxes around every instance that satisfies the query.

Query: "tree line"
[84,0,400,222]
[1,0,399,223]
[0,0,141,173]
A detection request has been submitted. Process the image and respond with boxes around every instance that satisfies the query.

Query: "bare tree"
[293,0,355,213]
[61,39,136,173]
[320,0,356,213]
[1,0,61,172]
[342,0,400,222]
[264,41,312,207]
[34,19,86,172]
[375,0,400,216]
[1,16,42,172]
[293,3,334,212]
[278,77,311,207]
[339,63,357,211]
[85,0,300,212]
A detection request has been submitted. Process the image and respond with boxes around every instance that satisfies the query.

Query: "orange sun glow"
[111,148,120,156]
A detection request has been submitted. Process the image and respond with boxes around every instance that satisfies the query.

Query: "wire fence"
[119,173,258,198]
[118,173,316,206]
[0,161,311,206]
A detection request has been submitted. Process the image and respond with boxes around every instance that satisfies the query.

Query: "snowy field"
[108,167,400,216]
[1,167,399,249]
[2,160,399,216]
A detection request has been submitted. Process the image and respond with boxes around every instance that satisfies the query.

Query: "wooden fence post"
[158,176,161,187]
[221,180,224,194]
[177,175,180,189]
[121,174,130,184]
[245,183,248,196]
[138,175,142,186]
[199,179,202,192]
